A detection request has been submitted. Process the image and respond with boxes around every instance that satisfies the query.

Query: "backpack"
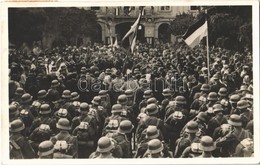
[10,135,24,159]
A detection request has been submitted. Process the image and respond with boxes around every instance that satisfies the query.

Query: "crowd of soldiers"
[8,41,254,159]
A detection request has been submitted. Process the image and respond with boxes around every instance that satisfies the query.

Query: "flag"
[183,17,208,49]
[122,8,143,53]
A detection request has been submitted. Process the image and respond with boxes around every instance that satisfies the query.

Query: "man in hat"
[10,119,36,159]
[206,104,228,137]
[199,92,219,121]
[29,104,56,133]
[136,103,165,143]
[236,100,253,128]
[20,93,37,117]
[229,94,240,115]
[165,95,188,120]
[9,105,20,122]
[197,136,216,157]
[12,87,25,104]
[99,90,111,115]
[217,87,232,115]
[216,114,252,157]
[89,136,115,159]
[107,120,134,158]
[50,118,78,158]
[139,90,153,113]
[174,121,200,158]
[143,139,169,158]
[38,140,54,159]
[46,80,61,104]
[110,70,125,105]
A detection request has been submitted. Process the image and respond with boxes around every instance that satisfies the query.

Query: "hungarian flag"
[122,7,143,53]
[183,17,208,49]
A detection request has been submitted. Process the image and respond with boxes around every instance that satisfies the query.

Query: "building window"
[190,6,198,10]
[91,7,100,10]
[160,6,170,11]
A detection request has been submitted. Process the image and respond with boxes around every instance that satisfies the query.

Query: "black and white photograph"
[1,1,259,164]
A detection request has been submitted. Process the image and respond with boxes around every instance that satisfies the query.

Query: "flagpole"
[205,10,210,83]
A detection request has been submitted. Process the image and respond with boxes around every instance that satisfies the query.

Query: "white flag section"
[183,18,208,49]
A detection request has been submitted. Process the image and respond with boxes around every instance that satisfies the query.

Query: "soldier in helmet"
[89,136,115,159]
[217,87,232,115]
[117,94,129,119]
[12,87,25,104]
[197,136,216,158]
[143,139,169,158]
[50,118,78,158]
[159,89,173,119]
[70,92,81,117]
[99,90,111,115]
[31,90,48,116]
[29,104,57,133]
[174,121,200,158]
[216,114,252,157]
[10,119,36,159]
[199,92,219,121]
[38,141,54,159]
[229,94,240,115]
[54,108,72,122]
[236,100,253,128]
[206,104,228,137]
[139,89,153,113]
[165,95,188,120]
[60,90,76,118]
[20,93,37,119]
[136,103,165,143]
[9,105,20,122]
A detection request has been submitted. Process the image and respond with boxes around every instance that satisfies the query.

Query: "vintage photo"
[5,4,258,161]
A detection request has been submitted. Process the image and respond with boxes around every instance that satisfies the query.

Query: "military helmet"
[37,90,47,99]
[175,96,186,105]
[21,93,33,104]
[118,120,134,134]
[38,140,54,157]
[111,104,123,113]
[185,121,199,133]
[56,118,71,130]
[199,136,216,152]
[147,97,158,105]
[145,103,158,115]
[39,104,51,114]
[218,87,227,96]
[97,136,114,153]
[9,119,25,132]
[200,84,210,92]
[237,100,249,109]
[147,139,164,154]
[207,92,218,101]
[117,94,127,105]
[62,90,71,99]
[146,126,160,139]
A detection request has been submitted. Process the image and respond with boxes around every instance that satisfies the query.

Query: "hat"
[146,126,160,139]
[21,93,32,104]
[230,94,240,103]
[143,90,153,99]
[196,112,207,122]
[97,136,114,153]
[37,90,47,99]
[79,102,89,113]
[99,90,108,97]
[228,114,242,127]
[56,118,71,130]
[175,96,186,105]
[125,89,134,97]
[185,121,199,133]
[9,119,25,132]
[70,92,79,101]
[51,80,60,87]
[147,97,158,105]
[15,88,25,96]
[218,87,227,96]
[54,140,68,151]
[39,104,51,114]
[146,103,158,115]
[147,139,164,154]
[38,141,54,157]
[162,89,172,97]
[111,104,123,113]
[57,108,68,118]
[92,96,101,105]
[207,92,218,101]
[199,136,216,152]
[117,95,127,105]
[237,100,249,109]
[9,105,19,116]
[118,120,134,134]
[200,84,210,91]
[62,90,71,99]
[213,104,223,113]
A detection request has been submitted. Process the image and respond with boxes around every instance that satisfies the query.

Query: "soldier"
[135,104,165,143]
[139,89,153,113]
[20,93,37,118]
[143,139,168,158]
[165,95,188,120]
[197,136,216,158]
[9,105,20,122]
[110,70,124,105]
[54,108,72,122]
[236,100,253,128]
[174,121,200,158]
[71,102,97,137]
[99,90,111,115]
[70,91,80,117]
[31,90,48,115]
[234,138,254,157]
[206,104,228,137]
[89,136,115,159]
[216,114,252,157]
[53,141,73,158]
[103,104,127,135]
[199,92,219,117]
[12,87,25,104]
[108,120,134,158]
[60,90,75,118]
[229,94,240,115]
[50,118,78,158]
[10,119,36,159]
[117,94,129,119]
[72,121,96,158]
[46,80,61,103]
[37,141,54,159]
[181,142,202,158]
[217,87,232,115]
[29,124,53,153]
[30,104,56,133]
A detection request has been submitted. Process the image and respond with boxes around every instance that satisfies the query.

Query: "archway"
[116,22,145,48]
[92,24,102,43]
[158,23,171,43]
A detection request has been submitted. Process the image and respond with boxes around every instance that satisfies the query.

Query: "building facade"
[83,6,198,45]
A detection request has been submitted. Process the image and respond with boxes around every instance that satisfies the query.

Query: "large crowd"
[9,41,254,159]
